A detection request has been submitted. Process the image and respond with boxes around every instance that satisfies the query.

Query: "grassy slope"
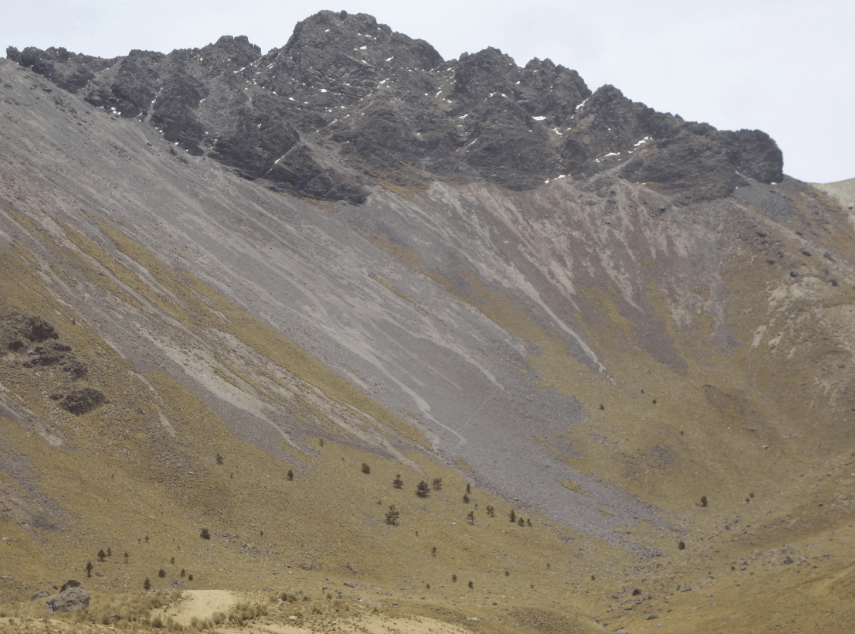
[3,179,855,632]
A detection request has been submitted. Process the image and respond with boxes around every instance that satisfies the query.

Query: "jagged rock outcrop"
[6,10,783,203]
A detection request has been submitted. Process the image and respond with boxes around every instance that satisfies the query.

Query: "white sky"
[2,0,852,183]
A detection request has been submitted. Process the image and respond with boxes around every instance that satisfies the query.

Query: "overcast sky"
[2,1,852,183]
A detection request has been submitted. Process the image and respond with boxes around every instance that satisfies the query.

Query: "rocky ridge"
[7,10,782,202]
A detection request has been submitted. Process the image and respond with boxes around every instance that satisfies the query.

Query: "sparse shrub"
[362,463,371,474]
[527,518,532,527]
[591,575,596,580]
[678,541,686,550]
[287,470,294,481]
[188,574,193,581]
[431,546,436,557]
[216,453,223,465]
[466,483,471,494]
[144,578,151,590]
[124,551,129,564]
[546,563,550,569]
[200,528,211,540]
[652,399,657,404]
[432,478,442,491]
[86,561,93,577]
[452,574,457,582]
[486,505,494,517]
[170,556,175,564]
[145,535,149,542]
[509,510,516,523]
[319,439,324,446]
[463,493,470,504]
[107,546,112,557]
[181,569,185,577]
[393,474,403,489]
[385,505,399,526]
[468,581,473,589]
[599,403,604,410]
[750,492,754,498]
[467,511,475,525]
[518,517,525,527]
[151,615,164,628]
[416,481,430,498]
[426,583,430,589]
[700,496,708,507]
[158,569,166,578]
[505,570,509,577]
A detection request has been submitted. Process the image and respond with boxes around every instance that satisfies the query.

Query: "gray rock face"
[6,10,783,204]
[45,586,89,613]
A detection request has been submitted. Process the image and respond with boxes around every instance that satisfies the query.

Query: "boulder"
[45,586,89,613]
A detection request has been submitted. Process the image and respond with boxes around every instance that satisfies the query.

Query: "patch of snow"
[459,114,468,119]
[386,56,394,62]
[359,46,367,50]
[319,89,327,93]
[633,136,651,147]
[532,116,546,121]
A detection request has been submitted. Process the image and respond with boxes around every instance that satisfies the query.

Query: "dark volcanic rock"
[60,388,105,415]
[6,46,116,92]
[1,312,59,351]
[7,11,784,203]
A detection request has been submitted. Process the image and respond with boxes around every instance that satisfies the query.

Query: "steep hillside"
[2,11,855,633]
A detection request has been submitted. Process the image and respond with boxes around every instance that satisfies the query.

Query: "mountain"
[2,10,855,633]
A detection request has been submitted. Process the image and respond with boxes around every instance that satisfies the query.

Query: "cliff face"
[1,12,853,633]
[8,9,780,202]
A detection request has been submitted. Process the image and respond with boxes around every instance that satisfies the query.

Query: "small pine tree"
[466,483,471,494]
[170,557,175,564]
[467,511,475,525]
[505,570,510,577]
[486,505,494,517]
[468,581,473,589]
[200,528,211,540]
[188,574,193,581]
[97,549,106,562]
[385,505,399,526]
[431,478,442,491]
[509,509,516,523]
[700,495,708,507]
[107,547,112,557]
[216,453,223,465]
[451,574,457,582]
[518,517,525,527]
[158,569,166,578]
[362,463,371,475]
[123,551,129,564]
[526,518,532,527]
[416,481,430,498]
[463,493,470,504]
[678,541,686,550]
[393,475,403,489]
[144,578,151,591]
[181,569,185,577]
[86,561,93,577]
[287,470,294,480]
[431,546,436,557]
